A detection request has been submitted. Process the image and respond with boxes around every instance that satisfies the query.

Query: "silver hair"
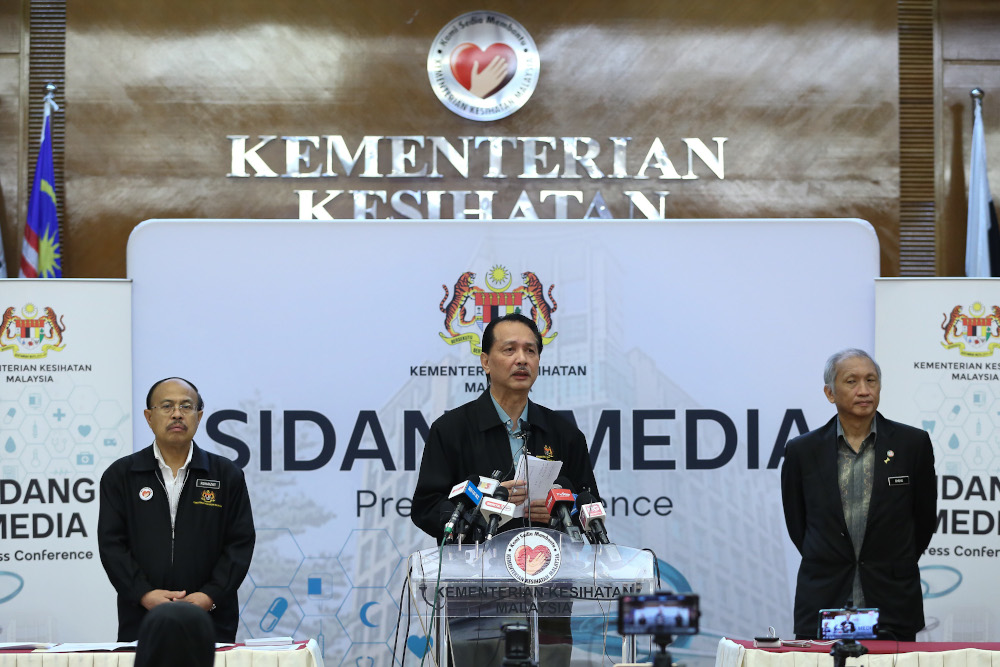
[823,348,881,391]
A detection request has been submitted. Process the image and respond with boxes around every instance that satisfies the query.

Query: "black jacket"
[98,442,255,642]
[780,413,936,638]
[411,390,600,541]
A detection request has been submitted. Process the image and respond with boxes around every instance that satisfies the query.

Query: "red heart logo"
[450,43,517,98]
[514,545,551,575]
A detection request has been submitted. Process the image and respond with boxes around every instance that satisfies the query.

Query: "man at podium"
[411,312,600,540]
[411,312,600,666]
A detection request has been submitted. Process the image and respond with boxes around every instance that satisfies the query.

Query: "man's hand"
[140,589,186,610]
[500,481,550,523]
[525,498,551,524]
[178,591,215,611]
[500,480,527,506]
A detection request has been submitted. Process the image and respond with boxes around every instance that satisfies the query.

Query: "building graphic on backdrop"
[439,264,558,355]
[1,304,67,359]
[356,246,794,664]
[940,301,1000,357]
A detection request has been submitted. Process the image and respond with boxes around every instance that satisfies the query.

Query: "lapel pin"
[884,450,894,464]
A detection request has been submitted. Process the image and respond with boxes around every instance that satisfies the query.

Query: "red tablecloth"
[726,638,1000,654]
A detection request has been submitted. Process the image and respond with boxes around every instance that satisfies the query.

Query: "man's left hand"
[525,499,551,524]
[179,591,215,611]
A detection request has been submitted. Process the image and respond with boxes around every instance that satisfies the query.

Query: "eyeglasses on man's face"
[152,402,197,415]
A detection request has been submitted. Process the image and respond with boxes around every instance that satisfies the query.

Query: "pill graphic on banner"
[260,596,288,632]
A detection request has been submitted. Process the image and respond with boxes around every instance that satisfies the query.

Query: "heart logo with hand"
[514,545,551,575]
[450,43,517,98]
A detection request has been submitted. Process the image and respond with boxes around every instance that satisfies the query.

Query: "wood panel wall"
[1,1,997,278]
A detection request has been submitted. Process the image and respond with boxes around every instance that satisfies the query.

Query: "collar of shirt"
[153,441,193,483]
[490,393,530,463]
[836,416,878,454]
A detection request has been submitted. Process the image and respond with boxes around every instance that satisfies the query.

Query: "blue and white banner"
[128,219,879,663]
[0,279,130,641]
[876,278,1000,641]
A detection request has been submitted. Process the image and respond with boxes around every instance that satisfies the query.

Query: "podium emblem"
[504,529,561,585]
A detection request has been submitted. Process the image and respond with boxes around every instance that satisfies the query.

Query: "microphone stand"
[517,422,532,527]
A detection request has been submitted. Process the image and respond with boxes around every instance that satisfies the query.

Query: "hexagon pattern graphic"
[1,381,130,481]
[240,527,409,665]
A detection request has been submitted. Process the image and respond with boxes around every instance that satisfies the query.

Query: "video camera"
[617,592,700,667]
[818,607,879,641]
[819,606,880,667]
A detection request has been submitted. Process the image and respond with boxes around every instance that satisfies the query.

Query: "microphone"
[477,476,501,497]
[461,474,503,544]
[516,421,532,455]
[443,476,484,541]
[481,486,516,541]
[577,489,610,545]
[546,478,584,543]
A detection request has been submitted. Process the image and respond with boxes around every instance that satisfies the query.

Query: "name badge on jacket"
[888,475,910,486]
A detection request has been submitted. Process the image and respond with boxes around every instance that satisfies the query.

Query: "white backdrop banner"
[876,278,1000,642]
[127,219,879,663]
[0,279,131,642]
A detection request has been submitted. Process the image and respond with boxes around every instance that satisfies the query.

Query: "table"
[0,639,323,667]
[716,638,1000,667]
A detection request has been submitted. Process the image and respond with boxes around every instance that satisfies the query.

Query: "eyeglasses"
[152,402,197,415]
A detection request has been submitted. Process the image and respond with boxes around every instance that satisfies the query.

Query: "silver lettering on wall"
[226,134,726,220]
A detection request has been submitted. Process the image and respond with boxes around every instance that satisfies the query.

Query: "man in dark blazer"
[411,312,600,541]
[411,312,599,667]
[98,377,255,642]
[781,349,936,641]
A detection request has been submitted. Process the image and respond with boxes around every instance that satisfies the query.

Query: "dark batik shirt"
[836,416,877,607]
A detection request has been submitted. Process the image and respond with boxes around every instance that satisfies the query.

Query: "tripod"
[830,638,869,667]
[652,633,674,667]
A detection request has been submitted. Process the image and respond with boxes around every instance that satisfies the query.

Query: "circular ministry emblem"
[504,529,561,586]
[139,486,153,501]
[427,11,539,121]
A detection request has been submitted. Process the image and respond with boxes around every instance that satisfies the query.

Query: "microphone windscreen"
[493,485,510,502]
[576,489,595,506]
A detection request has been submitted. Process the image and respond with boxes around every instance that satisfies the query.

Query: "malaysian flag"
[20,87,61,278]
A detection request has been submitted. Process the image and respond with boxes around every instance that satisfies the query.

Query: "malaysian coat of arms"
[439,265,558,355]
[941,301,1000,357]
[1,304,66,359]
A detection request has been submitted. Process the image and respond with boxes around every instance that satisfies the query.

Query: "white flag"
[965,100,993,277]
[0,214,7,277]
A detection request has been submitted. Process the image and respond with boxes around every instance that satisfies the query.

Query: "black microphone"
[460,507,487,544]
[545,477,584,543]
[516,420,532,455]
[576,488,610,545]
[443,476,483,542]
